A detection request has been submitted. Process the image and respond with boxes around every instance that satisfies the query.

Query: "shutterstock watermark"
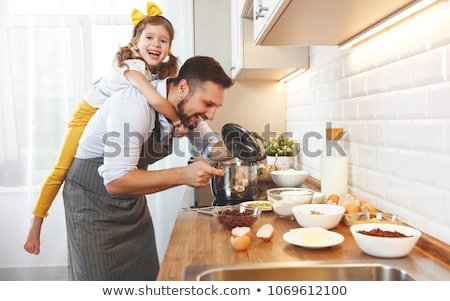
[100,122,347,160]
[102,123,221,158]
[257,122,347,158]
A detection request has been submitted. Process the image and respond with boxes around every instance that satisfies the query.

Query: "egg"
[343,202,360,214]
[256,223,274,241]
[231,226,252,238]
[230,235,251,251]
[327,194,340,205]
[361,201,376,213]
[341,201,351,209]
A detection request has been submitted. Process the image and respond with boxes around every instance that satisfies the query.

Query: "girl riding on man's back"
[24,2,183,255]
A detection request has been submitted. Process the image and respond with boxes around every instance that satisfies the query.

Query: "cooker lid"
[221,123,265,163]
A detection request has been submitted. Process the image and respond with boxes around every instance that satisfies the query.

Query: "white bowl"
[270,169,308,187]
[291,204,345,229]
[350,223,421,258]
[267,188,315,219]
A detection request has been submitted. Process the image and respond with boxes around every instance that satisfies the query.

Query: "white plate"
[240,200,272,211]
[283,228,344,249]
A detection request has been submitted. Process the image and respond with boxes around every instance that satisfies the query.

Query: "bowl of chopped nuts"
[350,223,421,258]
[291,204,345,229]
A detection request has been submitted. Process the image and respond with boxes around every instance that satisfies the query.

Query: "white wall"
[0,181,68,269]
[286,3,450,245]
[207,80,287,135]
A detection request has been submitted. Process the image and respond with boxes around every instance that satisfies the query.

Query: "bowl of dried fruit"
[350,223,421,258]
[214,205,261,230]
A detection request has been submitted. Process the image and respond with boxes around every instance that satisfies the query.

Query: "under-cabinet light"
[279,68,307,83]
[339,0,438,49]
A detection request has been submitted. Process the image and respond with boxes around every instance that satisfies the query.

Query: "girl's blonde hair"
[115,15,178,79]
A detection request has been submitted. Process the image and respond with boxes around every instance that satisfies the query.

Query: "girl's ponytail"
[156,53,178,79]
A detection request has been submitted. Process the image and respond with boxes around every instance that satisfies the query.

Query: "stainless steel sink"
[183,258,450,281]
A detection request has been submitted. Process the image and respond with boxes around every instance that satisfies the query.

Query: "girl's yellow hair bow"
[131,2,163,26]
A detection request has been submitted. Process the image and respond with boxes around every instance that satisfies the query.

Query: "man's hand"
[183,161,224,188]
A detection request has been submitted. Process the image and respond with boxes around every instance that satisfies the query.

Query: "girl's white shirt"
[83,59,152,108]
[77,79,220,185]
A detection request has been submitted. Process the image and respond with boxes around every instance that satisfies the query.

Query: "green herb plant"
[264,135,297,156]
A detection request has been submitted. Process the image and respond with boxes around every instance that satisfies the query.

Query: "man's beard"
[177,98,197,130]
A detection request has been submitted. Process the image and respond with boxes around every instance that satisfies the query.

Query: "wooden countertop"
[157,208,449,281]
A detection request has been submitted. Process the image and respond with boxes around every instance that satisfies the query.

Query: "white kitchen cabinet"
[249,0,422,46]
[193,0,232,76]
[231,0,309,81]
[252,0,280,42]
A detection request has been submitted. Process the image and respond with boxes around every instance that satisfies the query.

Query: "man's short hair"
[174,56,234,91]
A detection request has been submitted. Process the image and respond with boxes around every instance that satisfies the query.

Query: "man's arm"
[105,161,224,195]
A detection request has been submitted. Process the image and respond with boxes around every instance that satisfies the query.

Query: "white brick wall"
[286,2,450,244]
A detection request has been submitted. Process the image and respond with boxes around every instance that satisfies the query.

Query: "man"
[63,56,234,280]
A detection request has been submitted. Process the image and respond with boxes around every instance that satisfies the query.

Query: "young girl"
[23,2,183,255]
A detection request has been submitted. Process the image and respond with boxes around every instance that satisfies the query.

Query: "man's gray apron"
[63,114,172,280]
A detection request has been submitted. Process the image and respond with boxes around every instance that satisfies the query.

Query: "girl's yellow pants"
[32,100,98,217]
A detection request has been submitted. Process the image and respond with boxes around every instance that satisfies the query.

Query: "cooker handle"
[249,132,266,161]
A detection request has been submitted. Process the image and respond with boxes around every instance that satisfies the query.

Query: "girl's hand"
[172,120,187,138]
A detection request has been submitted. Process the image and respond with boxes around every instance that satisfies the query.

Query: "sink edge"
[183,258,450,281]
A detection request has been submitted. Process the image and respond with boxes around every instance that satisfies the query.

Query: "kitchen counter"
[157,208,450,281]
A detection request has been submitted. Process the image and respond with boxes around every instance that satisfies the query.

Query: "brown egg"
[231,226,252,238]
[256,223,274,241]
[361,201,376,213]
[344,202,360,214]
[349,195,362,206]
[341,201,352,211]
[341,201,351,208]
[327,194,340,205]
[230,235,251,251]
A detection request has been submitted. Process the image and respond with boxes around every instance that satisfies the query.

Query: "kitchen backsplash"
[286,2,450,245]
